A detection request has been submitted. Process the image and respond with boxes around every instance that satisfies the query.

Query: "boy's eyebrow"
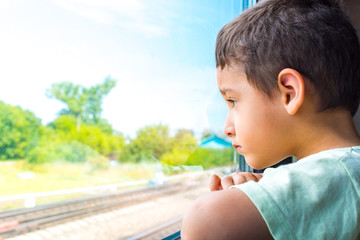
[219,88,235,96]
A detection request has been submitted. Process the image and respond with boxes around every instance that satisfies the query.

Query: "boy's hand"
[209,172,263,191]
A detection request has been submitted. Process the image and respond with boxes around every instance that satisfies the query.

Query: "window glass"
[0,0,255,238]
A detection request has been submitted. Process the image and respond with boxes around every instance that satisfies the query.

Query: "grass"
[0,160,164,210]
[0,159,216,210]
[0,160,160,196]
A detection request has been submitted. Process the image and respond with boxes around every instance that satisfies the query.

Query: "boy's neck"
[291,109,360,159]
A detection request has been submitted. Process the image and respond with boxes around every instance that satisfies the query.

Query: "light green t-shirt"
[231,146,360,240]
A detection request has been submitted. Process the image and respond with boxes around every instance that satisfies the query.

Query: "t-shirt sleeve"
[230,158,360,240]
[231,168,297,239]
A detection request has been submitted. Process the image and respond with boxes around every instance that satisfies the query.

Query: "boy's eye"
[226,99,237,107]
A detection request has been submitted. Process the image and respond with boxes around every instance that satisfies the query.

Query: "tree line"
[0,78,232,168]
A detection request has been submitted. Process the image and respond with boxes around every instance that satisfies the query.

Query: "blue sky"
[0,0,238,138]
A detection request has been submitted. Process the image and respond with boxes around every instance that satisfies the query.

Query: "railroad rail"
[127,217,182,240]
[0,181,196,239]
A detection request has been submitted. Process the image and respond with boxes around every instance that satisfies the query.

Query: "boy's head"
[216,0,360,116]
[216,0,360,168]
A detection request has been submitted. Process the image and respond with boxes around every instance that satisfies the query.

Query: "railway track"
[0,181,195,239]
[127,217,182,240]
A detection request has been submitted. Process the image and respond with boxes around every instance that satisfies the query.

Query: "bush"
[185,148,233,169]
[160,148,193,166]
[27,140,100,164]
[0,101,42,160]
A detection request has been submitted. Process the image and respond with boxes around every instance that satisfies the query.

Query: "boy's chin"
[246,160,265,170]
[246,157,274,170]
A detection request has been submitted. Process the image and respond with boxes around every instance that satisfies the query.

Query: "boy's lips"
[233,144,242,153]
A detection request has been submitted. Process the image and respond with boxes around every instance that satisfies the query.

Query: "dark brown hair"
[216,0,360,115]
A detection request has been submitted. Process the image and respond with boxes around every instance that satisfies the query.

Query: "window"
[0,1,257,239]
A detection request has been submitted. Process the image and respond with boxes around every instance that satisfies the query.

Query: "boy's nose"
[223,113,235,137]
[224,125,235,137]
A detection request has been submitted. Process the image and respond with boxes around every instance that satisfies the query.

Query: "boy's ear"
[277,68,305,115]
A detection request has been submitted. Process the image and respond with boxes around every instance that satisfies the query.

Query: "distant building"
[200,135,251,172]
[200,135,232,149]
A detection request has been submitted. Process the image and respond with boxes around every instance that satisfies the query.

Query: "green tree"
[49,115,125,155]
[160,129,198,166]
[119,124,172,162]
[28,115,125,164]
[84,78,116,124]
[0,101,42,160]
[46,77,116,129]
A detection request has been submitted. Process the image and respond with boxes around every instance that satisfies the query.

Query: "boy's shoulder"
[284,146,360,173]
[259,146,360,189]
[275,146,360,169]
[232,146,360,239]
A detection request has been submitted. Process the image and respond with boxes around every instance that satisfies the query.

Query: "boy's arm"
[181,188,273,240]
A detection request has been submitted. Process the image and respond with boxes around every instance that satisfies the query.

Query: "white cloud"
[55,0,175,37]
[0,0,24,10]
[120,22,168,38]
[56,1,115,24]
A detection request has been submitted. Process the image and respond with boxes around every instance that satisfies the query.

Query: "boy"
[181,0,360,239]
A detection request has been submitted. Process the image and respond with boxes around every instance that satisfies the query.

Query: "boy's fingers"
[227,172,263,187]
[253,173,263,181]
[231,172,247,185]
[209,174,222,191]
[221,175,235,189]
[240,172,260,183]
[210,172,263,191]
